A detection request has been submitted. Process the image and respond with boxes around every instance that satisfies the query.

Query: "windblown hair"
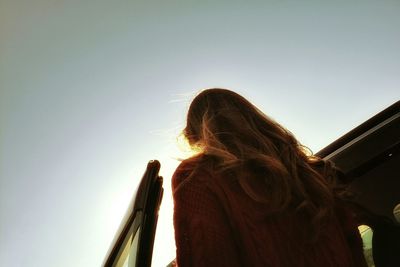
[183,88,342,241]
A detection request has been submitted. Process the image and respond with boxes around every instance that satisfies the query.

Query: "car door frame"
[103,160,164,267]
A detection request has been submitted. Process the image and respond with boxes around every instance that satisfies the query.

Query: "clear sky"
[0,1,399,266]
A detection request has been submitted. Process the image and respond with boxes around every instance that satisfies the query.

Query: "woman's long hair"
[183,88,342,240]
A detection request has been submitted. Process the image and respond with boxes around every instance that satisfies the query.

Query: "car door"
[103,160,164,267]
[316,100,400,267]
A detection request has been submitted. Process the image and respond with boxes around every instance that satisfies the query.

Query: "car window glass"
[113,225,141,267]
[127,226,140,267]
[114,234,132,267]
[394,203,400,223]
[358,225,374,267]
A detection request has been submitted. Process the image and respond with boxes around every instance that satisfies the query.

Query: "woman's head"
[183,88,339,241]
[184,88,301,160]
[184,88,259,146]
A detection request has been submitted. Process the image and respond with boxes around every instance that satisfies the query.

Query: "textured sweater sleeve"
[172,165,242,267]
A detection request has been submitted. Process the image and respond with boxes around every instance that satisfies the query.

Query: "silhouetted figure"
[172,89,367,267]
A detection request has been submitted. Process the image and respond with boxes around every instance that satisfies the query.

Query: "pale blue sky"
[1,1,399,266]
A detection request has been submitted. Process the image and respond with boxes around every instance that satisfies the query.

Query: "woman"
[172,88,367,267]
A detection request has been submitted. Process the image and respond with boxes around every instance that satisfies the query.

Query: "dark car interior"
[317,101,400,267]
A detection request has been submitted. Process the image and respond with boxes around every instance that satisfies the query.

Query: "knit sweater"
[172,156,368,267]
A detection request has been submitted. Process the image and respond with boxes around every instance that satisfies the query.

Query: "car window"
[358,225,374,267]
[126,226,141,267]
[113,225,141,267]
[394,203,400,223]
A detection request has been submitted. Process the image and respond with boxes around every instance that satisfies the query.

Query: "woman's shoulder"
[171,154,213,193]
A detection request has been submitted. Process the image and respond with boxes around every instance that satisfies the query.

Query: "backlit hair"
[183,88,341,241]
